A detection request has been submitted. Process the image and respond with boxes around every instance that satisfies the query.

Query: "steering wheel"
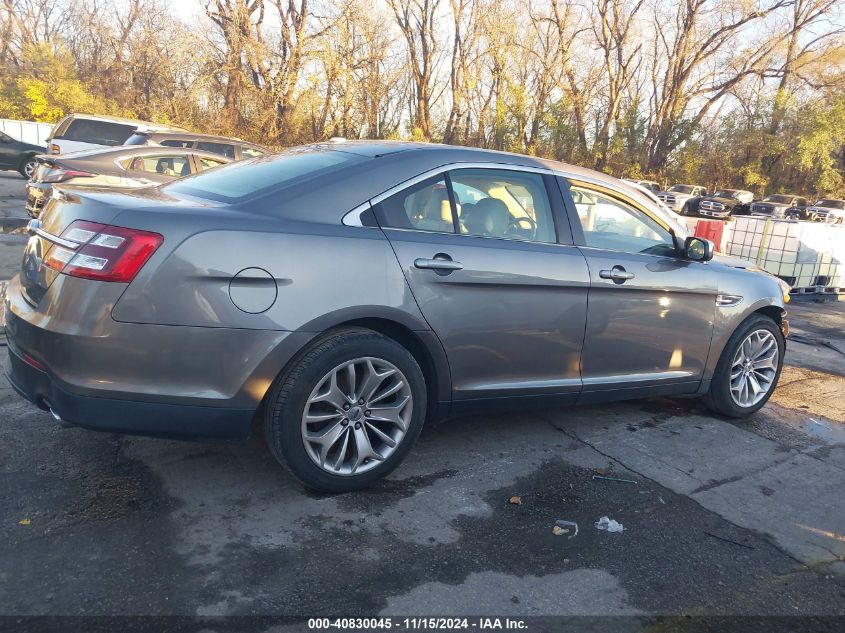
[507,215,537,238]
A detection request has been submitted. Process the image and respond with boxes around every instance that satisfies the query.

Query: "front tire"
[19,156,37,179]
[702,314,784,418]
[264,328,427,493]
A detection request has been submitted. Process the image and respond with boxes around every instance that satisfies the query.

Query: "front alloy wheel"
[729,330,779,407]
[302,357,413,476]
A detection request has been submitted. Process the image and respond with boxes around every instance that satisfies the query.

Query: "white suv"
[47,114,185,155]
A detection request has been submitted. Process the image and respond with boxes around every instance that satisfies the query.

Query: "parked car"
[0,130,46,178]
[124,130,268,161]
[657,184,708,214]
[693,189,754,219]
[749,194,808,219]
[798,199,845,223]
[25,146,230,218]
[3,142,788,492]
[47,113,186,155]
[622,178,661,193]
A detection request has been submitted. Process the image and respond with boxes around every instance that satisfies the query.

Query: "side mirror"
[684,236,714,262]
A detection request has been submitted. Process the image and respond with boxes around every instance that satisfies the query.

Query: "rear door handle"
[414,256,464,272]
[599,266,635,282]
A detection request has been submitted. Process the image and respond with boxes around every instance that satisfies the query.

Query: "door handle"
[599,266,635,283]
[414,256,464,272]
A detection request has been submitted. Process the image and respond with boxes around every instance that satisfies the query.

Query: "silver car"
[26,146,231,218]
[3,142,789,492]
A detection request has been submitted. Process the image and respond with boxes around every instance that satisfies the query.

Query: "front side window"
[570,185,675,255]
[377,177,455,233]
[129,155,191,177]
[450,169,555,243]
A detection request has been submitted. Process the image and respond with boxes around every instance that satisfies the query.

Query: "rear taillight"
[49,143,60,154]
[44,220,163,282]
[41,167,94,183]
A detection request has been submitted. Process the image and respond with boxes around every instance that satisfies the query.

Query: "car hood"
[703,196,740,205]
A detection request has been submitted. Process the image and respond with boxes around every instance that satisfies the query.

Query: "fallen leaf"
[508,495,522,506]
[552,525,565,535]
[596,468,608,475]
[18,518,30,526]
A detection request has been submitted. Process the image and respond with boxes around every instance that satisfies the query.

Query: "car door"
[559,177,718,400]
[374,166,590,403]
[0,131,17,168]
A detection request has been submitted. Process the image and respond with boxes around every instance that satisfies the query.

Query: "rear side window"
[196,156,227,171]
[124,133,150,146]
[161,139,194,148]
[377,177,455,233]
[129,155,191,177]
[241,146,264,158]
[58,119,135,145]
[164,149,361,202]
[197,141,236,159]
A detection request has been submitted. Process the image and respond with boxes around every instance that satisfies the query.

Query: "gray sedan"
[4,142,789,492]
[25,145,231,218]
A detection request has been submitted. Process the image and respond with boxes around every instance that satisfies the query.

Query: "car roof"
[136,130,266,147]
[204,141,688,236]
[64,113,186,132]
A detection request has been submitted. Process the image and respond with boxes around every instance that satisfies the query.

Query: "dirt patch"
[770,366,845,424]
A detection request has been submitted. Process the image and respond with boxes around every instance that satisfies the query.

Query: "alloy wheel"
[301,357,413,476]
[23,159,36,179]
[729,329,779,407]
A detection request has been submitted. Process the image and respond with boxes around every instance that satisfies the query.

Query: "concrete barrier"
[0,119,53,146]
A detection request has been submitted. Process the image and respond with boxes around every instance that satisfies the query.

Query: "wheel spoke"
[369,380,405,405]
[311,371,348,410]
[351,424,383,473]
[364,420,397,448]
[367,395,411,431]
[331,428,351,471]
[357,359,395,403]
[307,421,346,466]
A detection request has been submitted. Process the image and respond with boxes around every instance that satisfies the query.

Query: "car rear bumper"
[5,344,255,439]
[2,274,308,440]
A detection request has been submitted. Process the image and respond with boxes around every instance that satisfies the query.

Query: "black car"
[749,194,809,219]
[0,130,46,178]
[691,189,755,219]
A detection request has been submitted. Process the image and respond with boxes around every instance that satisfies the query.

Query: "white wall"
[0,119,54,146]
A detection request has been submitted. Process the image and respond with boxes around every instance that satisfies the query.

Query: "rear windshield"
[124,133,150,146]
[164,148,362,202]
[56,119,136,146]
[816,199,845,209]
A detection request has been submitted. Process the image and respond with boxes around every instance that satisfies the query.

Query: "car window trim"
[344,161,573,245]
[558,176,679,255]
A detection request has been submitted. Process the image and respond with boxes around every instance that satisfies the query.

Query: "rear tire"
[264,328,427,493]
[702,314,784,418]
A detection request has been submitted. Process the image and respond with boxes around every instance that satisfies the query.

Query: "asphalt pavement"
[0,171,843,627]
